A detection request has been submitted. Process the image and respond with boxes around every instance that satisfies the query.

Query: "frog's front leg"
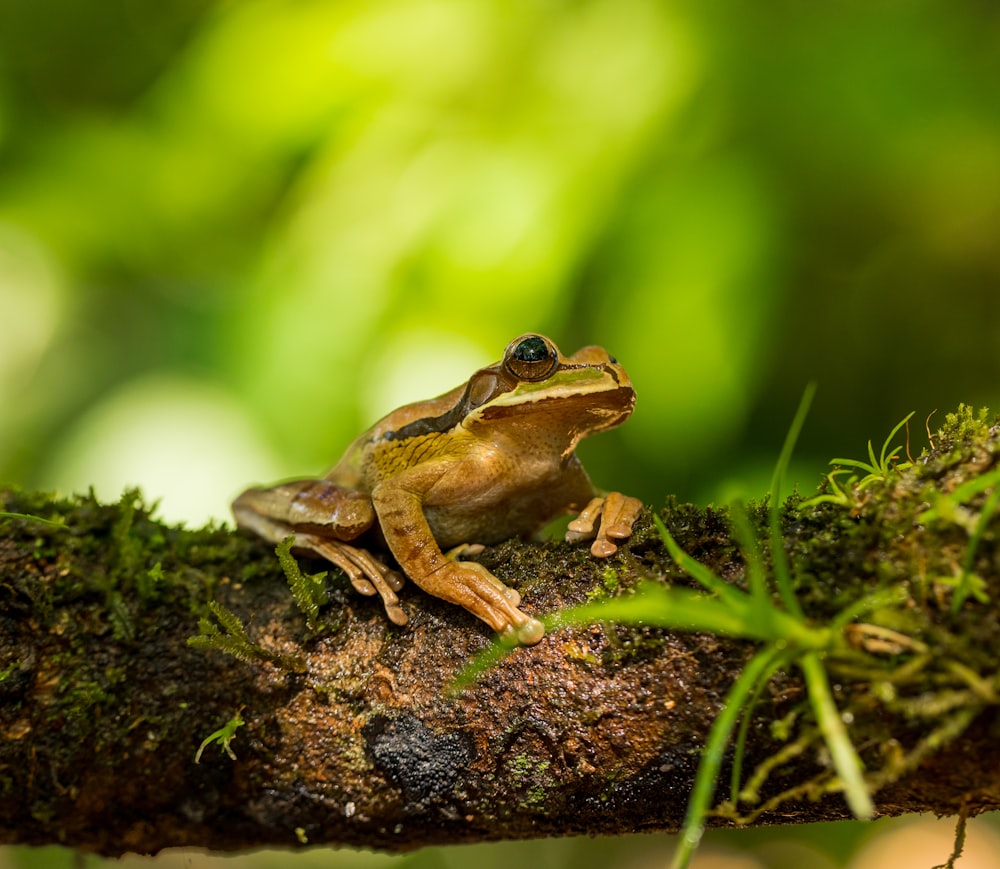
[565,492,643,557]
[232,480,407,624]
[371,482,545,645]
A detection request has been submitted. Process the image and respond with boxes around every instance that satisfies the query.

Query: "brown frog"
[233,333,641,645]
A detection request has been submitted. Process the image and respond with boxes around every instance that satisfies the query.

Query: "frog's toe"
[570,493,642,558]
[590,538,619,558]
[350,576,377,596]
[384,568,406,593]
[603,494,643,538]
[515,617,545,646]
[497,616,543,646]
[501,585,521,607]
[566,496,604,541]
[421,562,540,645]
[445,543,486,559]
[384,600,409,626]
[605,521,636,540]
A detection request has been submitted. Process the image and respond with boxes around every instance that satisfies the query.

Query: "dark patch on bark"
[364,713,474,805]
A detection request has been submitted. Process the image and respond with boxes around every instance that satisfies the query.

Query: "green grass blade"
[769,383,816,618]
[952,484,1000,614]
[729,501,766,604]
[670,646,786,869]
[450,581,828,692]
[554,580,829,646]
[448,635,521,694]
[879,412,915,470]
[919,465,1000,523]
[730,646,792,803]
[655,515,748,607]
[550,584,753,637]
[449,584,756,693]
[866,439,879,472]
[829,585,909,632]
[799,652,873,819]
[829,457,878,474]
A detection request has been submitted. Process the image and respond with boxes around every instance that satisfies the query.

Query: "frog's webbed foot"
[565,492,643,557]
[293,533,408,626]
[416,556,543,645]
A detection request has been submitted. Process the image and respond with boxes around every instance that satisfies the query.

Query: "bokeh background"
[2,0,999,866]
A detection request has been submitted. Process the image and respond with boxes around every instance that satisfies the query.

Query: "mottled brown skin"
[233,334,641,644]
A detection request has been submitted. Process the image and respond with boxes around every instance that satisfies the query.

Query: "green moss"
[0,483,287,810]
[585,566,622,603]
[938,404,991,445]
[506,753,555,811]
[188,600,306,673]
[276,535,328,632]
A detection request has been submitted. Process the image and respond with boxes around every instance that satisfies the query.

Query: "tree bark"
[2,407,999,856]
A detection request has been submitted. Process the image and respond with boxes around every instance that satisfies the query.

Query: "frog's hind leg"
[232,484,407,626]
[293,533,408,627]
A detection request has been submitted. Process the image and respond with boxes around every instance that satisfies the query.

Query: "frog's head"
[462,334,635,447]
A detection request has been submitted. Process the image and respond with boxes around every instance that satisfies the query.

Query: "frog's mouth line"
[498,364,629,402]
[477,383,635,423]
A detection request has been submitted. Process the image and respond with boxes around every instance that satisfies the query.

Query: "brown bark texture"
[2,407,1000,856]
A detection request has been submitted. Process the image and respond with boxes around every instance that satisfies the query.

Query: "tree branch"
[2,406,1000,856]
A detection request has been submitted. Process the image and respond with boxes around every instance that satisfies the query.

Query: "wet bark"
[2,410,999,856]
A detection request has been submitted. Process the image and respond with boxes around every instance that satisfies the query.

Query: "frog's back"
[325,382,468,490]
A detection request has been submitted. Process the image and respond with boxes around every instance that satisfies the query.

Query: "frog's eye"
[504,334,559,382]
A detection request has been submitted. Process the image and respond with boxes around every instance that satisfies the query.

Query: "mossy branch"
[1,406,1000,858]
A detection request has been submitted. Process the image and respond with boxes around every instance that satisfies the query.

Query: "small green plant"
[452,399,1000,867]
[801,411,914,508]
[918,464,1000,614]
[918,464,1000,526]
[106,590,135,642]
[188,600,305,673]
[831,411,915,484]
[195,709,246,763]
[136,561,164,600]
[937,404,991,445]
[276,536,328,631]
[914,411,1000,614]
[799,468,855,509]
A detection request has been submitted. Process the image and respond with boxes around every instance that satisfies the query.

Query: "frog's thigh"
[294,533,408,626]
[235,482,401,592]
[234,479,375,539]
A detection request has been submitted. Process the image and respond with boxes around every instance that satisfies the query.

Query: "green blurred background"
[2,0,999,866]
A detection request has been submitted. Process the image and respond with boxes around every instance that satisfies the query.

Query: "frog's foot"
[441,542,521,605]
[416,560,544,646]
[294,533,408,626]
[565,492,643,558]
